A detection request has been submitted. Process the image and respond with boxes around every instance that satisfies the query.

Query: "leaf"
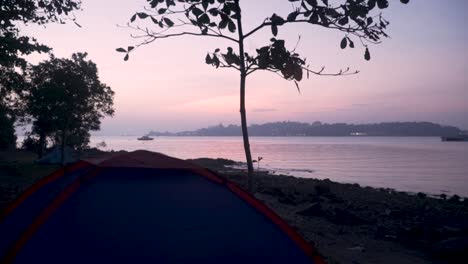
[364,47,371,61]
[205,54,212,64]
[192,7,203,17]
[150,0,158,8]
[116,48,126,53]
[127,46,134,52]
[309,12,319,24]
[271,24,278,36]
[377,0,389,9]
[338,17,348,26]
[163,17,174,27]
[124,54,129,61]
[270,14,285,25]
[219,19,228,29]
[305,0,318,7]
[287,11,299,22]
[208,8,219,16]
[340,37,347,49]
[228,20,236,33]
[137,12,149,19]
[347,37,354,48]
[213,55,220,68]
[294,81,301,94]
[202,1,209,10]
[199,13,210,24]
[130,14,136,23]
[400,0,409,3]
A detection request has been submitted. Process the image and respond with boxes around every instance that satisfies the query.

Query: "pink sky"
[23,0,468,134]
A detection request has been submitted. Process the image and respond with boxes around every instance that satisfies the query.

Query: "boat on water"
[137,135,154,141]
[441,135,468,142]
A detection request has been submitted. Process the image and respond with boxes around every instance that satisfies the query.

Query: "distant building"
[350,132,368,136]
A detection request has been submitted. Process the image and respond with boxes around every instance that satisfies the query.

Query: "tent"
[0,150,324,264]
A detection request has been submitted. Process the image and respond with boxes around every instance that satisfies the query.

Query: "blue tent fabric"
[0,151,324,264]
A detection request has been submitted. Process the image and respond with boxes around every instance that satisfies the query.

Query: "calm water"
[90,136,468,197]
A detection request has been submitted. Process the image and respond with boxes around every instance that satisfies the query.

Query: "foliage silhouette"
[119,0,410,190]
[0,0,82,149]
[25,53,115,163]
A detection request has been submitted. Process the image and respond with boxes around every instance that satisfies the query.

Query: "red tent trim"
[0,160,91,223]
[1,167,104,264]
[1,151,325,264]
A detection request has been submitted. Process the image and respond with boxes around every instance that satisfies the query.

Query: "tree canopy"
[0,0,81,68]
[0,0,82,149]
[25,53,114,157]
[119,0,409,84]
[119,0,410,190]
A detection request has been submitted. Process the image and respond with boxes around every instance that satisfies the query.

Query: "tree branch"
[132,31,238,46]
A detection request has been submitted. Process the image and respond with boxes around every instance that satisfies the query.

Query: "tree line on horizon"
[148,121,462,137]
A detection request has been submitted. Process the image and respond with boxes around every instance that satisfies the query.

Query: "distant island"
[148,121,463,137]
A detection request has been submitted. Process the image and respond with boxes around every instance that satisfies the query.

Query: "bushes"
[21,136,42,153]
[0,106,16,150]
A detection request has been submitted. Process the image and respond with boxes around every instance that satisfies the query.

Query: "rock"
[262,187,286,198]
[307,193,320,203]
[314,184,331,196]
[321,193,343,204]
[374,225,388,239]
[296,202,323,216]
[448,195,461,203]
[398,225,443,244]
[327,208,372,226]
[391,210,404,218]
[348,246,366,252]
[440,226,464,237]
[432,237,468,262]
[278,194,298,206]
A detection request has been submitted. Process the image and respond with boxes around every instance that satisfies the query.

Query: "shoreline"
[190,158,468,264]
[1,150,467,263]
[199,159,468,199]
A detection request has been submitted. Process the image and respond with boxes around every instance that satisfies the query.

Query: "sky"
[21,0,468,135]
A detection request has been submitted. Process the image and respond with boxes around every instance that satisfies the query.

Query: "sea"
[90,136,468,197]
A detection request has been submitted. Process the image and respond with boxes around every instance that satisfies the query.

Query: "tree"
[118,0,410,190]
[0,68,25,149]
[25,53,115,164]
[0,0,82,68]
[0,0,81,149]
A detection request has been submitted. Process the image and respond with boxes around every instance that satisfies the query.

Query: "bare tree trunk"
[60,129,66,166]
[38,131,45,158]
[234,0,254,192]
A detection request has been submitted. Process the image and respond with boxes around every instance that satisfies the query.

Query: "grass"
[0,150,58,208]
